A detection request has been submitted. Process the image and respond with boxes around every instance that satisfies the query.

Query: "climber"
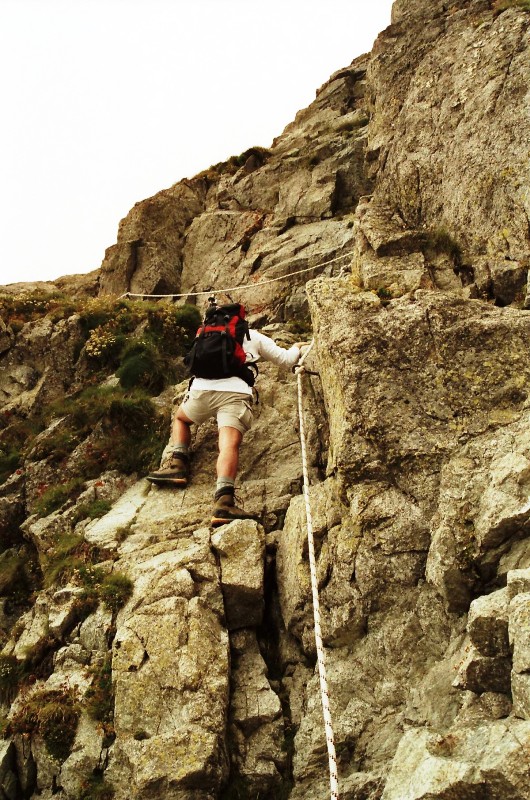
[146,299,308,526]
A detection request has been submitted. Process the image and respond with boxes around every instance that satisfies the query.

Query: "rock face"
[2,1,530,799]
[96,52,372,304]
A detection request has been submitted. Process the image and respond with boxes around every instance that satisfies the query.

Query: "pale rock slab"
[58,715,105,798]
[452,643,511,695]
[180,209,265,300]
[276,493,319,652]
[372,0,530,280]
[84,480,150,547]
[29,736,61,794]
[289,771,383,800]
[355,200,424,256]
[230,630,282,732]
[276,480,356,653]
[507,567,530,600]
[211,519,265,630]
[0,365,39,406]
[508,592,530,674]
[108,728,223,800]
[8,593,60,660]
[467,588,510,657]
[382,720,530,799]
[120,528,225,620]
[227,630,284,796]
[78,604,114,657]
[0,740,20,800]
[109,592,229,798]
[381,728,475,800]
[359,249,427,297]
[512,671,530,720]
[53,643,89,670]
[99,180,206,296]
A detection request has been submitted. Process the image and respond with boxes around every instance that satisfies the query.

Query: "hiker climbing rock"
[147,297,308,526]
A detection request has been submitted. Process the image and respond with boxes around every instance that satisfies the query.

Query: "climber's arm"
[251,330,303,369]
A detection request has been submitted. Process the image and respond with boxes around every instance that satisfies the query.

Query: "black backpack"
[184,303,256,386]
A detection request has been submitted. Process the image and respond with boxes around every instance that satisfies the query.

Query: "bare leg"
[146,406,193,486]
[171,406,193,448]
[211,426,258,526]
[217,426,243,480]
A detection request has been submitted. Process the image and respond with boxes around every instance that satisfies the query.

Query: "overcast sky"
[0,0,394,285]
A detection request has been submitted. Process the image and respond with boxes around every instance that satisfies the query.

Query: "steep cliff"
[1,1,530,798]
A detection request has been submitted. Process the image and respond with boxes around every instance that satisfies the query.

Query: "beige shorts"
[181,390,253,435]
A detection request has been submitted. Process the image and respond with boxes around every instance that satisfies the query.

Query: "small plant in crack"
[77,771,115,800]
[423,226,462,262]
[85,657,115,747]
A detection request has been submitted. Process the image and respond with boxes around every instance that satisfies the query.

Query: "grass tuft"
[34,479,85,519]
[423,226,462,261]
[99,572,134,613]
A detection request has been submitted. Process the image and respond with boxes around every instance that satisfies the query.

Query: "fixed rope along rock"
[295,341,340,800]
[119,251,350,300]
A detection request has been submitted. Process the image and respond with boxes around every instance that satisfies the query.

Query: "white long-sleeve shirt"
[190,329,301,396]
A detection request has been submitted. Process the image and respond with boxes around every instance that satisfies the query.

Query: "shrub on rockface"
[94,391,169,475]
[99,572,133,612]
[0,636,61,704]
[423,226,462,262]
[8,686,81,761]
[80,300,200,380]
[0,296,197,488]
[41,531,131,615]
[0,292,199,389]
[0,448,21,484]
[0,654,24,704]
[38,386,169,478]
[0,546,38,610]
[84,326,124,365]
[41,531,89,588]
[145,303,201,352]
[0,291,65,328]
[0,418,43,485]
[41,532,107,587]
[116,338,172,393]
[113,303,200,391]
[73,498,113,523]
[34,479,85,519]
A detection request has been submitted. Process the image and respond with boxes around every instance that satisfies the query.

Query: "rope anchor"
[296,340,340,800]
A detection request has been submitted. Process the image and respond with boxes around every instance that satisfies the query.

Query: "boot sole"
[146,476,188,487]
[211,516,230,527]
[210,513,259,527]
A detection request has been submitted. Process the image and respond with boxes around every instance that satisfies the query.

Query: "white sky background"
[0,0,394,284]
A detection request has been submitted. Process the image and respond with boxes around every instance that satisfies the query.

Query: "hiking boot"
[211,487,260,527]
[146,452,189,487]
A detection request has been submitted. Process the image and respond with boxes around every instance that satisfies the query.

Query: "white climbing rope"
[118,250,350,300]
[295,340,340,800]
